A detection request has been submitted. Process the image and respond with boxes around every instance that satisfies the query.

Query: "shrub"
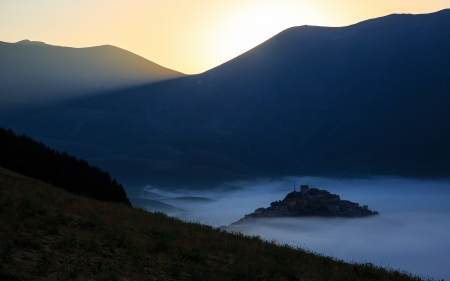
[181,247,207,265]
[0,240,14,264]
[18,197,46,217]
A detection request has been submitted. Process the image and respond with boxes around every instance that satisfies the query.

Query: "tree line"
[0,127,131,206]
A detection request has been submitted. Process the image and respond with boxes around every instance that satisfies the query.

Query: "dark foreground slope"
[0,127,130,206]
[0,167,433,280]
[4,10,450,188]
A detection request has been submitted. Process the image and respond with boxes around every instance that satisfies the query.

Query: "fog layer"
[139,177,450,280]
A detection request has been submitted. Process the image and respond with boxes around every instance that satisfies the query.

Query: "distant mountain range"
[2,9,450,191]
[0,40,183,114]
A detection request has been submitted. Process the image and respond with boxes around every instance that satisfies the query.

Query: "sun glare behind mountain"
[209,1,325,66]
[1,0,449,73]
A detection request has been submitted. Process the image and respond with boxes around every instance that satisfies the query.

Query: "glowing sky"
[1,0,449,74]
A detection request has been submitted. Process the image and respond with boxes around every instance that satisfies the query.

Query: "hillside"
[0,127,130,206]
[0,40,184,117]
[2,10,450,189]
[99,9,450,179]
[0,166,433,280]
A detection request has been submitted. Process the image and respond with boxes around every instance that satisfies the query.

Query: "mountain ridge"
[0,40,184,115]
[3,9,450,189]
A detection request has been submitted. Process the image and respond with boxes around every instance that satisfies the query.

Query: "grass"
[0,166,437,280]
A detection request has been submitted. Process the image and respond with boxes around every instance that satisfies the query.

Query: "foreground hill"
[3,10,450,189]
[0,167,433,280]
[0,127,130,206]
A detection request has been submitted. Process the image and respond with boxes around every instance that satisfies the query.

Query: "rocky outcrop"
[230,185,378,226]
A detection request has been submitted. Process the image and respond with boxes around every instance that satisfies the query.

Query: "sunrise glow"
[1,0,449,73]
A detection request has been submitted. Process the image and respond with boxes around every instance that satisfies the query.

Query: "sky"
[1,0,449,74]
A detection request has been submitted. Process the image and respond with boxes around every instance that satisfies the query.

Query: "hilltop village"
[231,185,379,226]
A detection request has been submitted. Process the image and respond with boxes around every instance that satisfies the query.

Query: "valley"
[1,8,450,280]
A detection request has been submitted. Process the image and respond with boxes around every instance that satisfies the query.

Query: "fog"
[139,177,450,280]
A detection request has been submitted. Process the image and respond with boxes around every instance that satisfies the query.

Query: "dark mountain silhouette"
[2,9,450,189]
[0,40,184,115]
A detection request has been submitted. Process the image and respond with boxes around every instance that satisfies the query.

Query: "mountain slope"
[0,40,184,113]
[3,10,450,188]
[82,9,450,178]
[0,127,130,205]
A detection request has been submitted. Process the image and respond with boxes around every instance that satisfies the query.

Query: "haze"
[2,1,450,279]
[141,177,450,280]
[1,0,449,73]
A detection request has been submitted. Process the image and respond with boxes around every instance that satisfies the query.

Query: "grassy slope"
[0,166,433,280]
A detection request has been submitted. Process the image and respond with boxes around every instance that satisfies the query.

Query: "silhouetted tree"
[0,127,131,206]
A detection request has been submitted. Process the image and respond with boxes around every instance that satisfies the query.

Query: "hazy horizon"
[2,1,449,74]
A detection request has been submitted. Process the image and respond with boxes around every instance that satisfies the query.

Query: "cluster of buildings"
[237,185,379,222]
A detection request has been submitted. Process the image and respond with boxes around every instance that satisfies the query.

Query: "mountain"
[3,10,450,190]
[0,40,184,115]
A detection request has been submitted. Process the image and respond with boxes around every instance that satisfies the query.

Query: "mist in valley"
[137,177,450,280]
